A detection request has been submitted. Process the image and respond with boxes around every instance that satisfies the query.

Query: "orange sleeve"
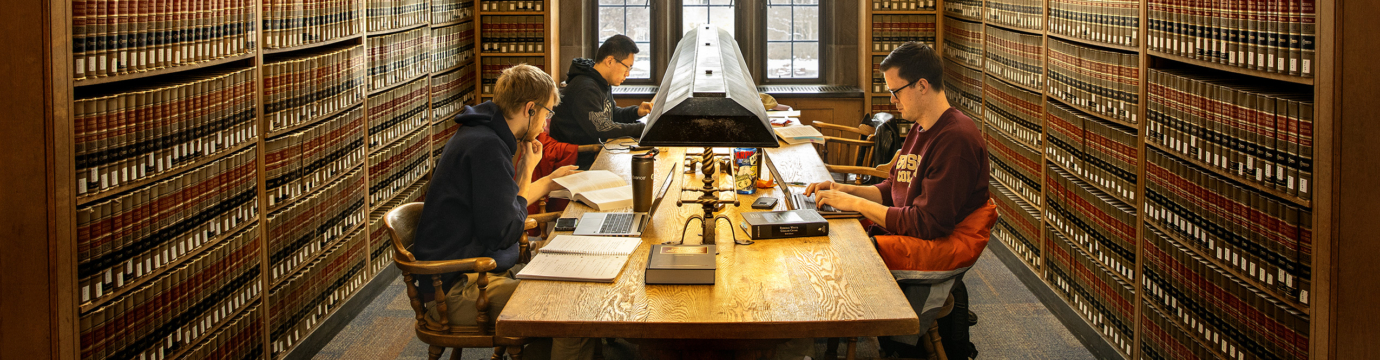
[873,200,998,272]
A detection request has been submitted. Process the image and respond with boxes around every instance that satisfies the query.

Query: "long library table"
[497,142,919,358]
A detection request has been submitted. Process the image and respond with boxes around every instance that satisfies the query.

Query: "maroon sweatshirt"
[874,108,991,239]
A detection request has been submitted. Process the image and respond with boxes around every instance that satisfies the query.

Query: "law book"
[773,125,825,145]
[644,244,716,285]
[550,170,634,211]
[741,210,829,239]
[368,125,430,206]
[515,235,640,282]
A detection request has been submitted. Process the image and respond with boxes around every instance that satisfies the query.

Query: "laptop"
[573,165,677,236]
[762,152,862,218]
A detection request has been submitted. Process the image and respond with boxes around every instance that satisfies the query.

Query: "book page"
[540,235,641,256]
[516,253,629,282]
[553,170,627,196]
[576,185,634,211]
[774,125,824,139]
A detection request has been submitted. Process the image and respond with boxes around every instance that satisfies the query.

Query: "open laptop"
[573,165,677,236]
[762,152,862,218]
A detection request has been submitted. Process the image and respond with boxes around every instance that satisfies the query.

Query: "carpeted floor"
[310,247,1096,360]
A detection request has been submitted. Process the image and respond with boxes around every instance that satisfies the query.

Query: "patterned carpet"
[310,246,1096,360]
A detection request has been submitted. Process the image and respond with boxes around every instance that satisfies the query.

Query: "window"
[765,0,820,79]
[596,0,654,80]
[682,0,736,38]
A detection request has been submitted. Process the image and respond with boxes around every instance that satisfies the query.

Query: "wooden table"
[497,143,918,358]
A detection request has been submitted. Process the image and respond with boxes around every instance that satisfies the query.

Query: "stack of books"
[990,180,1042,269]
[367,0,427,32]
[266,169,366,284]
[72,0,255,79]
[367,27,430,91]
[943,59,984,122]
[1043,226,1136,356]
[432,21,477,72]
[264,45,365,134]
[480,15,547,53]
[986,0,1044,30]
[432,0,475,23]
[870,15,937,52]
[264,0,359,49]
[1049,0,1140,47]
[368,127,431,207]
[943,19,985,68]
[265,107,366,208]
[269,229,369,356]
[983,74,1044,147]
[985,128,1043,206]
[366,78,430,151]
[985,25,1044,90]
[1148,0,1316,77]
[1047,38,1141,124]
[1044,165,1138,282]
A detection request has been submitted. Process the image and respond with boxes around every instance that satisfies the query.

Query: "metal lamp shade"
[638,26,779,148]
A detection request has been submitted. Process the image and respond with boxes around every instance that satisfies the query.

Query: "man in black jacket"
[413,64,593,359]
[550,35,654,168]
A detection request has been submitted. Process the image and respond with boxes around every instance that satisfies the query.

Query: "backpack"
[872,112,916,168]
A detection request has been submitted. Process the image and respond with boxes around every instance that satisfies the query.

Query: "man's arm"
[561,80,645,139]
[612,103,643,123]
[836,182,886,204]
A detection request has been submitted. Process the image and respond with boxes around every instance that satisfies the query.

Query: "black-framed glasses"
[542,105,556,119]
[616,58,634,74]
[887,79,920,99]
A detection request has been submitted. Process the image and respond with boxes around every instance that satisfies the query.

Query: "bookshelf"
[474,0,560,99]
[928,0,1331,358]
[861,0,942,116]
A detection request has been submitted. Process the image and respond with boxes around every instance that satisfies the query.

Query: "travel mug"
[632,152,656,212]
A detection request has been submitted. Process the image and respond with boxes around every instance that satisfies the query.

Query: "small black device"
[751,197,779,209]
[554,218,579,232]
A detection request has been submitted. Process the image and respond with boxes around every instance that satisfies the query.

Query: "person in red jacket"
[806,42,994,359]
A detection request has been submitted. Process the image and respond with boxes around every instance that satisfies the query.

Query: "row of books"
[480,57,544,94]
[869,55,885,94]
[1142,225,1310,360]
[1048,38,1141,124]
[943,0,982,19]
[266,169,367,285]
[870,15,937,52]
[480,0,544,12]
[983,74,1043,148]
[75,67,258,198]
[871,96,898,113]
[1045,165,1137,282]
[943,59,983,121]
[1045,102,1139,205]
[871,0,935,11]
[1147,0,1316,78]
[986,129,1043,207]
[1043,226,1136,357]
[72,0,254,80]
[942,18,983,69]
[432,0,475,24]
[1144,148,1312,307]
[1147,68,1314,201]
[266,107,365,209]
[80,224,261,360]
[263,0,358,49]
[1049,0,1140,47]
[431,113,462,157]
[985,25,1044,90]
[480,15,547,53]
[269,227,368,357]
[367,78,431,151]
[990,180,1042,270]
[366,0,427,32]
[433,21,477,73]
[182,304,263,360]
[77,147,259,308]
[1140,299,1212,360]
[431,62,478,121]
[367,27,431,92]
[369,127,431,207]
[265,45,364,134]
[985,0,1043,31]
[368,211,396,276]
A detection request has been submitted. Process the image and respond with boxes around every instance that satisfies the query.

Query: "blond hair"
[494,64,559,115]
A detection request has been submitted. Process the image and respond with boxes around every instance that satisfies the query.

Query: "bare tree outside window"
[597,0,653,79]
[766,0,819,79]
[682,0,736,38]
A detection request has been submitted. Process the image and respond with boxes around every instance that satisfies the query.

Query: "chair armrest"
[395,257,498,275]
[826,165,891,179]
[577,144,603,154]
[812,121,874,137]
[821,136,874,147]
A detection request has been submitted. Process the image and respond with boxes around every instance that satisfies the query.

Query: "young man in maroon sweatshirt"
[806,42,991,359]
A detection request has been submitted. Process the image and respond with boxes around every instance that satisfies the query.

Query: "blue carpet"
[311,247,1096,359]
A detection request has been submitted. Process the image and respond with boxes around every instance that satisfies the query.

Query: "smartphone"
[751,197,779,209]
[554,218,578,232]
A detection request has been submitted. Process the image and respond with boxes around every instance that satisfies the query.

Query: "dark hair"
[595,35,641,63]
[878,42,945,91]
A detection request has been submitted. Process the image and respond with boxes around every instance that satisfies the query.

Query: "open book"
[550,170,633,211]
[515,235,642,282]
[774,125,825,145]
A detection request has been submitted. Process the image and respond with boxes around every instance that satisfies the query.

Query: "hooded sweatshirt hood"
[565,58,609,90]
[454,100,517,156]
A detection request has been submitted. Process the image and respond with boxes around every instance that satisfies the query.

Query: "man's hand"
[518,139,543,172]
[814,189,866,212]
[545,165,580,191]
[638,101,654,117]
[804,180,840,196]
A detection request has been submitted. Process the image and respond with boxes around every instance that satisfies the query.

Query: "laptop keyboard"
[599,213,638,233]
[793,194,840,212]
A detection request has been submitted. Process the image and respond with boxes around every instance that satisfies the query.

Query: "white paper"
[539,235,641,256]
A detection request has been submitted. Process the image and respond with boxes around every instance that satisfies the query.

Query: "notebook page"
[516,253,629,282]
[540,235,641,256]
[553,170,627,195]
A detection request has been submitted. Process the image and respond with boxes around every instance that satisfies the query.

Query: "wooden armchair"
[810,121,880,184]
[385,202,544,360]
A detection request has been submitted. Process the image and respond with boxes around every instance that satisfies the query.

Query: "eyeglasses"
[542,105,556,119]
[616,59,634,74]
[887,79,920,99]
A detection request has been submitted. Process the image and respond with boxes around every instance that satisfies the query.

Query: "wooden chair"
[822,293,955,360]
[810,121,879,184]
[385,202,546,360]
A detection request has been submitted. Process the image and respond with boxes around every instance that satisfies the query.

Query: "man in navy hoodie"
[549,34,654,168]
[414,64,590,359]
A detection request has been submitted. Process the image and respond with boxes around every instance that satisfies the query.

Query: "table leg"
[628,339,789,360]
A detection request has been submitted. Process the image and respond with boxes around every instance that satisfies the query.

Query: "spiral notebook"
[515,235,642,282]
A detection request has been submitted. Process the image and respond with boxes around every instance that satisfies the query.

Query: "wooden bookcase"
[860,1,944,118]
[474,0,561,101]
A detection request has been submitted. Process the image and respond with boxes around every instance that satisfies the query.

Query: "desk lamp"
[638,26,779,245]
